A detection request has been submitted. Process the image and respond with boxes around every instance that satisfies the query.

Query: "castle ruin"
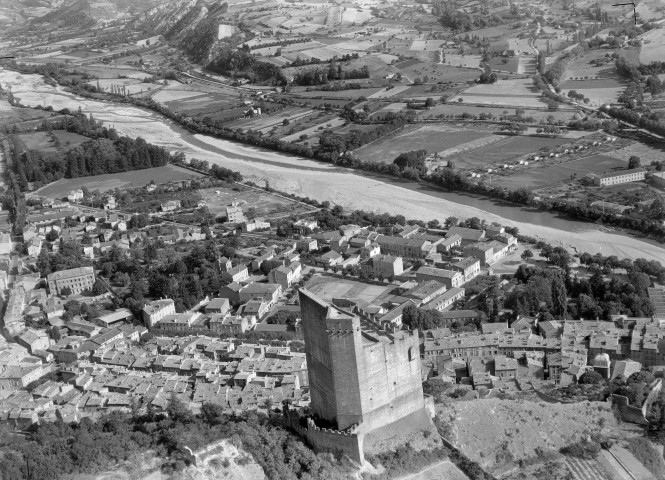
[285,288,434,463]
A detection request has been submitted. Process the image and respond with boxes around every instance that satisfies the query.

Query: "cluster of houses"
[423,298,665,393]
[0,330,309,427]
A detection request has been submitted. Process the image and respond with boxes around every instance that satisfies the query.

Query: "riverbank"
[1,68,664,262]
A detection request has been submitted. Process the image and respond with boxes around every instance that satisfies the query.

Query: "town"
[0,167,664,478]
[1,0,665,477]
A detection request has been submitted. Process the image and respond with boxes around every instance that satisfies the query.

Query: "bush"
[560,439,601,459]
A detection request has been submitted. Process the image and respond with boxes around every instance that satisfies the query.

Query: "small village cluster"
[1,189,665,433]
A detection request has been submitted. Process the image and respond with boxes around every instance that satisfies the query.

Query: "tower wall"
[300,290,338,424]
[357,330,425,432]
[327,322,364,430]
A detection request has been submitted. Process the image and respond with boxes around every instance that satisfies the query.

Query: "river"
[1,68,663,262]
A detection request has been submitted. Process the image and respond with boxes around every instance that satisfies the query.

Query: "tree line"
[13,113,175,189]
[0,397,352,480]
[207,48,286,85]
[290,64,370,86]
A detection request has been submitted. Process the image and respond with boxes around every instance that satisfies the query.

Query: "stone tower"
[299,288,432,443]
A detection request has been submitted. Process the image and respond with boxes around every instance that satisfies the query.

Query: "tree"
[521,249,534,263]
[444,217,458,229]
[578,370,604,384]
[91,279,106,296]
[166,394,194,423]
[50,326,61,341]
[60,286,72,297]
[628,155,641,169]
[425,97,436,108]
[282,118,290,126]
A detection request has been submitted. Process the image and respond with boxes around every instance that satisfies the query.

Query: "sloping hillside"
[130,0,231,62]
[32,0,96,28]
[437,398,623,471]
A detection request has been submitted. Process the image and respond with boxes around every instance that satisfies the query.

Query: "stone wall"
[283,407,364,464]
[611,394,648,425]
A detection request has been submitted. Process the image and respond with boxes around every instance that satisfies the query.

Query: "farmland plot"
[492,154,625,191]
[639,28,665,63]
[200,186,313,219]
[227,108,315,133]
[353,124,492,163]
[444,53,482,69]
[368,85,412,99]
[32,165,205,199]
[449,134,570,169]
[279,116,345,142]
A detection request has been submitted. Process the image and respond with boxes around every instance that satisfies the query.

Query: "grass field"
[199,186,314,220]
[396,60,479,83]
[0,101,52,127]
[604,141,665,165]
[304,275,394,304]
[15,131,58,154]
[639,29,665,64]
[227,108,315,133]
[354,124,492,162]
[279,116,345,142]
[31,165,206,199]
[52,131,89,148]
[446,134,570,169]
[420,104,575,122]
[492,154,626,191]
[560,78,624,106]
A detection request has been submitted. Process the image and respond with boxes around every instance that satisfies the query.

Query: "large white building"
[47,267,95,296]
[142,299,176,328]
[592,168,646,187]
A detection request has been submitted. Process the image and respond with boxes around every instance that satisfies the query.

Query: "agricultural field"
[561,51,617,81]
[51,131,90,148]
[448,134,571,170]
[492,154,626,191]
[560,78,624,106]
[91,78,157,95]
[639,28,665,63]
[488,55,520,73]
[451,78,546,108]
[31,165,205,199]
[398,61,479,84]
[199,185,315,220]
[603,141,665,165]
[294,88,382,99]
[443,54,483,69]
[420,104,576,122]
[14,131,58,155]
[15,130,89,154]
[368,85,412,99]
[279,116,345,143]
[354,124,493,163]
[227,108,316,134]
[304,275,395,304]
[635,0,665,20]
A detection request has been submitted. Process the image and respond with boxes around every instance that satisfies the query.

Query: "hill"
[129,0,231,62]
[32,0,96,28]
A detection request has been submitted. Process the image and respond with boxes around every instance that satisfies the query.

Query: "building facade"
[593,168,646,187]
[142,299,176,328]
[47,267,95,295]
